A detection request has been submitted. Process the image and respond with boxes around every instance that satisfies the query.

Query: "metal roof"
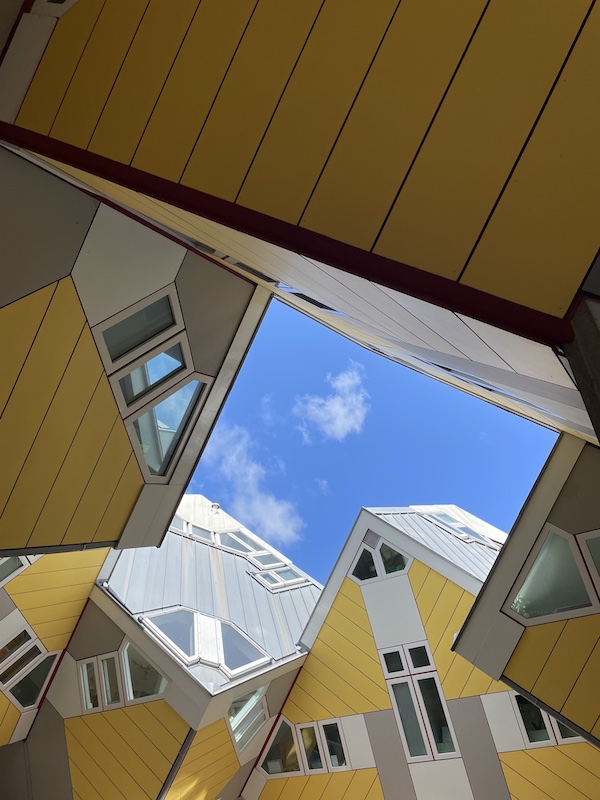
[101,495,321,693]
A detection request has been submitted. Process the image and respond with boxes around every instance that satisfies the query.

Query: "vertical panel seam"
[370,0,493,253]
[558,637,600,718]
[457,0,598,282]
[65,720,134,800]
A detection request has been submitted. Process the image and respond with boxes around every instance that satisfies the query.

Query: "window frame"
[0,556,30,589]
[92,286,184,374]
[253,567,306,592]
[577,530,600,595]
[228,686,269,753]
[0,623,39,679]
[317,719,351,772]
[389,676,434,763]
[259,717,304,778]
[119,640,169,707]
[504,524,600,626]
[349,539,412,585]
[109,332,194,417]
[510,693,584,748]
[217,530,285,570]
[297,722,328,774]
[4,650,59,713]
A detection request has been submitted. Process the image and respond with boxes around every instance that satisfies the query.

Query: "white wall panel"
[9,708,36,743]
[409,758,474,800]
[340,714,376,769]
[481,692,526,753]
[241,768,267,800]
[361,576,426,648]
[72,205,185,325]
[45,652,81,719]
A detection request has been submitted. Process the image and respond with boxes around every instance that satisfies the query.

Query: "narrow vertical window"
[417,677,456,754]
[301,725,324,771]
[515,696,551,743]
[100,656,121,707]
[80,661,100,711]
[322,722,347,768]
[391,682,429,758]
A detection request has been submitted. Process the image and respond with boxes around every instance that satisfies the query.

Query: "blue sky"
[189,300,557,584]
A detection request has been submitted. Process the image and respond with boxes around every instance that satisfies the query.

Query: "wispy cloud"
[202,423,303,546]
[315,478,330,494]
[293,364,370,442]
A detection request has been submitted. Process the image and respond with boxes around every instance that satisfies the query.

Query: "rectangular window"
[300,724,325,772]
[103,296,175,362]
[79,660,100,711]
[0,645,41,684]
[512,694,583,747]
[118,341,186,406]
[320,722,347,769]
[416,676,456,755]
[99,655,122,708]
[391,681,430,759]
[0,630,31,668]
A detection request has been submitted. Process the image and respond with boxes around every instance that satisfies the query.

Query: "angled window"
[0,630,32,668]
[0,557,27,587]
[379,542,408,574]
[103,295,175,363]
[219,622,269,676]
[170,514,185,532]
[228,687,268,751]
[189,524,213,542]
[0,645,42,684]
[382,649,406,677]
[255,566,306,590]
[150,610,196,660]
[121,642,167,703]
[261,719,301,775]
[118,339,187,407]
[416,676,456,755]
[320,721,348,769]
[8,653,57,710]
[99,654,123,708]
[511,694,583,747]
[352,548,378,581]
[579,531,600,594]
[219,530,284,569]
[510,529,593,621]
[428,512,498,548]
[299,724,325,772]
[78,652,126,713]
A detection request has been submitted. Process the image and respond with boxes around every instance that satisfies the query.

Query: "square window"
[408,645,430,670]
[383,650,404,674]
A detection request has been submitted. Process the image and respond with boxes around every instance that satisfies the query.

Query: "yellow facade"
[165,718,239,800]
[500,745,600,800]
[0,278,144,551]
[259,769,383,800]
[11,0,599,322]
[0,692,20,746]
[65,700,189,800]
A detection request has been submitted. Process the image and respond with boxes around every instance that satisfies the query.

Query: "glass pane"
[190,524,212,541]
[221,623,265,672]
[0,645,41,683]
[170,514,185,531]
[557,720,579,740]
[119,343,185,405]
[229,688,265,740]
[275,567,302,583]
[585,535,600,576]
[302,726,324,770]
[232,531,261,551]
[152,610,196,657]
[0,556,23,584]
[0,630,31,666]
[81,662,99,710]
[103,296,174,361]
[262,722,300,774]
[237,708,267,750]
[101,657,121,706]
[511,532,591,619]
[352,549,377,581]
[10,654,56,708]
[383,651,404,674]
[408,646,430,669]
[322,723,346,767]
[515,696,551,743]
[418,677,455,754]
[220,533,252,553]
[392,683,428,757]
[122,644,167,700]
[261,572,280,586]
[133,380,204,475]
[254,553,282,567]
[379,543,408,574]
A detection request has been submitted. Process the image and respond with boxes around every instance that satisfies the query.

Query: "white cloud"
[293,364,370,442]
[202,423,303,546]
[315,478,329,494]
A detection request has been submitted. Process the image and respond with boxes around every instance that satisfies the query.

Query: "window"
[350,541,411,584]
[218,530,284,569]
[228,687,268,751]
[254,566,306,591]
[385,641,457,762]
[78,643,167,714]
[511,694,583,747]
[0,627,57,712]
[428,512,499,548]
[143,610,270,678]
[102,295,176,363]
[0,555,37,588]
[261,717,350,778]
[261,719,301,775]
[118,340,186,406]
[508,525,599,623]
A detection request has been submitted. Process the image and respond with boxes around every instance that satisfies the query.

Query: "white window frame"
[411,672,460,760]
[504,524,600,626]
[426,512,499,549]
[217,619,271,678]
[297,722,328,774]
[4,650,59,713]
[124,371,213,483]
[254,567,306,591]
[0,556,30,589]
[228,686,269,753]
[577,530,600,595]
[510,693,583,748]
[78,657,102,714]
[109,332,195,417]
[0,623,38,676]
[217,530,284,569]
[379,647,409,678]
[143,608,199,666]
[317,719,351,772]
[119,640,169,707]
[389,676,434,763]
[259,717,304,778]
[92,285,184,373]
[98,652,125,710]
[349,540,412,585]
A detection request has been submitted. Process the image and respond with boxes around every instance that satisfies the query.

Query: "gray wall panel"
[0,740,29,800]
[265,671,299,718]
[548,443,600,534]
[0,586,16,619]
[28,700,73,800]
[176,252,255,377]
[217,761,254,800]
[0,149,98,309]
[364,709,417,800]
[447,696,511,800]
[68,601,124,660]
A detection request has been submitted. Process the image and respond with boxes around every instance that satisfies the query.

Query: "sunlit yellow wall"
[500,743,600,800]
[409,559,508,699]
[0,278,144,550]
[14,0,600,317]
[504,615,600,739]
[65,699,189,800]
[166,718,238,800]
[259,768,383,800]
[282,579,391,724]
[6,549,109,651]
[0,691,20,746]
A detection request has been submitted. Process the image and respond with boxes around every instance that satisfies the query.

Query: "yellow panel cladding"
[374,0,592,281]
[0,691,20,746]
[282,579,391,723]
[166,718,238,800]
[462,3,600,316]
[409,559,508,699]
[258,769,382,800]
[299,0,486,249]
[65,700,188,800]
[500,745,600,800]
[0,277,143,550]
[6,549,109,651]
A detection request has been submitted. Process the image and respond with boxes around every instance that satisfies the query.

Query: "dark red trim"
[0,0,36,66]
[0,122,575,345]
